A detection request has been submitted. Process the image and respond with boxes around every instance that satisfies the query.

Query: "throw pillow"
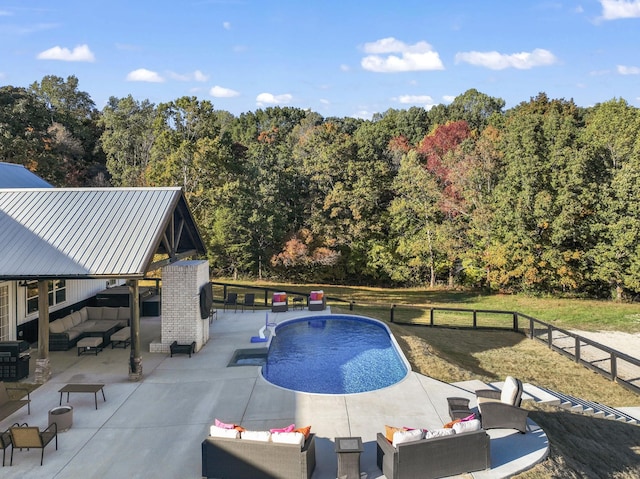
[392,428,424,447]
[425,428,456,439]
[294,426,311,439]
[385,425,405,442]
[452,419,482,434]
[443,419,461,428]
[270,424,295,433]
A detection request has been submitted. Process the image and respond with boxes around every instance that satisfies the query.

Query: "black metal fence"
[388,304,640,396]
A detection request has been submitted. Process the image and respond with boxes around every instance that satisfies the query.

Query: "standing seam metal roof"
[0,187,205,279]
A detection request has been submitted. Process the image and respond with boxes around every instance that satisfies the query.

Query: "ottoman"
[77,336,103,356]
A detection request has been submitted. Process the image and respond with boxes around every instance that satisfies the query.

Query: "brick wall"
[149,260,210,353]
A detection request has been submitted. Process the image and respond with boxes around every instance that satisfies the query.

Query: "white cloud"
[618,65,640,74]
[395,94,435,106]
[223,21,231,30]
[361,37,444,72]
[600,0,640,19]
[36,44,95,62]
[340,64,350,72]
[320,99,330,105]
[168,70,210,82]
[126,68,165,83]
[455,48,557,70]
[194,70,208,82]
[442,95,456,103]
[256,92,293,105]
[210,85,240,97]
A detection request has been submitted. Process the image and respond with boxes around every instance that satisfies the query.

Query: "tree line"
[1,75,639,300]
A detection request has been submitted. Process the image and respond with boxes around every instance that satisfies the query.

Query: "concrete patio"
[0,308,549,478]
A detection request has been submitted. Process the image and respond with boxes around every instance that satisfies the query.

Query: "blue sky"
[1,0,639,119]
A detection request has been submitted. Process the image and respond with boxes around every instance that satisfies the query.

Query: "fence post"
[611,353,617,381]
[350,301,354,311]
[575,337,580,363]
[264,289,268,307]
[529,317,534,339]
[547,325,552,348]
[512,313,518,332]
[223,285,227,300]
[430,308,434,326]
[390,304,395,323]
[472,310,477,328]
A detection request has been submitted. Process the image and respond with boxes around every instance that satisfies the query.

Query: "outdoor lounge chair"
[241,293,255,312]
[1,426,13,467]
[475,376,529,433]
[9,423,58,465]
[223,293,238,312]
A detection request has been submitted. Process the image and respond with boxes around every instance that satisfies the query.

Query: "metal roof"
[0,187,206,279]
[0,162,53,188]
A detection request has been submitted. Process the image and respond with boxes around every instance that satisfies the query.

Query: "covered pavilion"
[0,186,206,382]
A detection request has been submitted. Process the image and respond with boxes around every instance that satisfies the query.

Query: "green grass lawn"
[215,280,640,333]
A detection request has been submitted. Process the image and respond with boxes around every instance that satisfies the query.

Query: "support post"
[128,279,143,381]
[35,280,51,383]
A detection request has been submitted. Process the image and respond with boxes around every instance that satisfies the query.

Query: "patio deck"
[0,309,548,478]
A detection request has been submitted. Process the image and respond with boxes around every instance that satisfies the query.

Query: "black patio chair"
[223,292,238,312]
[241,293,255,312]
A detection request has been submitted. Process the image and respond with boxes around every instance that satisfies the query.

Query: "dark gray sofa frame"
[376,429,490,479]
[202,433,316,479]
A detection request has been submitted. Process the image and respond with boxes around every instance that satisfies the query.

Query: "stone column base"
[35,358,52,383]
[128,355,143,382]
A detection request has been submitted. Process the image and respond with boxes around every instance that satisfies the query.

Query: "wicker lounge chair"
[9,423,58,465]
[476,376,529,433]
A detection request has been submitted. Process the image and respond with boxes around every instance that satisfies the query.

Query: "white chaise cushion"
[241,430,271,442]
[271,432,305,447]
[209,425,240,439]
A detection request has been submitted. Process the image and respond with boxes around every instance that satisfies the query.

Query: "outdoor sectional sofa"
[202,432,316,479]
[48,306,129,351]
[376,428,490,479]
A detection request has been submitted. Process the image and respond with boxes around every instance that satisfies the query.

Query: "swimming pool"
[262,315,410,394]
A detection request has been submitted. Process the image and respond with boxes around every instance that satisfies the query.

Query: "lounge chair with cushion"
[475,376,529,433]
[9,423,58,465]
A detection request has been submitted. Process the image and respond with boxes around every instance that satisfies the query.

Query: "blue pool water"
[262,315,409,394]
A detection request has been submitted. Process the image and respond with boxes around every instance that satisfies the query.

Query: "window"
[26,280,66,314]
[0,284,8,341]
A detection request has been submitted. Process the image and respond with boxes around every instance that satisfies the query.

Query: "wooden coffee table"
[58,383,106,410]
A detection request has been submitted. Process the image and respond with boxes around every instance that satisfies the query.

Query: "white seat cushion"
[501,376,520,405]
[392,429,424,447]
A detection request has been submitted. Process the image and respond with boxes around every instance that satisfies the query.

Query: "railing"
[388,304,640,396]
[206,282,640,396]
[209,281,354,310]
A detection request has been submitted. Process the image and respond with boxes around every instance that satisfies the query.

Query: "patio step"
[534,386,639,425]
[451,380,638,425]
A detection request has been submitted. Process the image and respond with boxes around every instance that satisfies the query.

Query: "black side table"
[335,436,363,479]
